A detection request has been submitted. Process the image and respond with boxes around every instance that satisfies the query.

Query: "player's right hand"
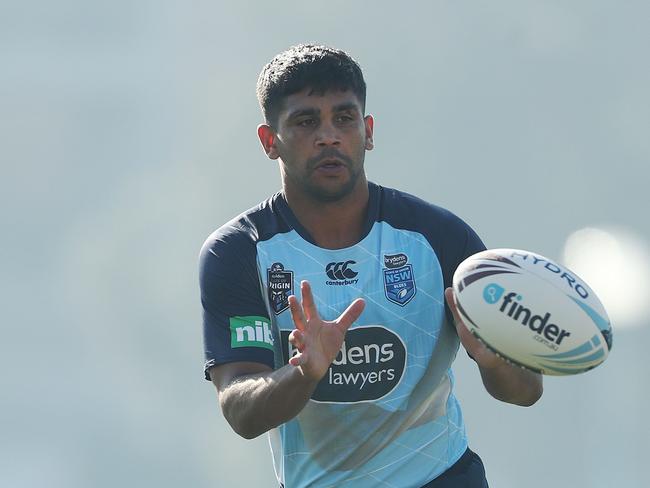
[287,280,365,381]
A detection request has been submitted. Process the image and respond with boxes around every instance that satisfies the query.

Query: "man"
[199,44,543,487]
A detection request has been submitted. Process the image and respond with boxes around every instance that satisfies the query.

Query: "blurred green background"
[2,1,648,487]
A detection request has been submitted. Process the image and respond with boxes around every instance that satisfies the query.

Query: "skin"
[210,88,542,440]
[445,288,543,406]
[211,281,364,439]
[257,88,374,249]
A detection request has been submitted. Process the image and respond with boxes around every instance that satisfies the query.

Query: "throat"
[309,218,366,249]
[285,189,370,250]
[283,175,370,249]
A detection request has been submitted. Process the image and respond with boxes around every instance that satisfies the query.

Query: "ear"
[258,124,280,160]
[364,115,374,151]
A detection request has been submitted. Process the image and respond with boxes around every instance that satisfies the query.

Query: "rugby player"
[199,44,543,487]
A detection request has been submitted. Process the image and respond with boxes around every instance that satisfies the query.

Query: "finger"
[289,350,306,367]
[445,288,474,340]
[288,329,305,351]
[335,298,365,333]
[289,295,306,331]
[289,353,301,366]
[445,288,496,362]
[300,281,319,322]
[455,315,478,347]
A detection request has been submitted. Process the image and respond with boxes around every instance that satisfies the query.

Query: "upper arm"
[209,361,273,394]
[199,230,275,379]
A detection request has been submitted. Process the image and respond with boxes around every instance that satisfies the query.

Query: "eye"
[297,117,316,127]
[336,113,355,124]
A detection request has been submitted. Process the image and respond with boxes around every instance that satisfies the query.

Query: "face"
[258,88,374,203]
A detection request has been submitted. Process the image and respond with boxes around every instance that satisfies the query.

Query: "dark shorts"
[420,448,489,488]
[279,447,489,488]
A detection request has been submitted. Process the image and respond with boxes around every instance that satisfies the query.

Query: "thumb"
[445,287,472,337]
[444,287,463,324]
[335,298,365,332]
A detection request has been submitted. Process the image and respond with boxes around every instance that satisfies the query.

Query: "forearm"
[219,364,319,439]
[478,361,543,406]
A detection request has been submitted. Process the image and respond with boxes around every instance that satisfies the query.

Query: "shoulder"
[199,192,291,262]
[376,184,477,237]
[374,183,486,285]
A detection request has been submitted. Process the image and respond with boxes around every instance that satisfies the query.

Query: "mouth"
[313,158,347,177]
[315,158,345,169]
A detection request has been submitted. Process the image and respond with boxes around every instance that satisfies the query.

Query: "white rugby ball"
[452,248,613,376]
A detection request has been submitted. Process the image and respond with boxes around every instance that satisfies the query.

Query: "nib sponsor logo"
[230,316,274,350]
[281,326,406,403]
[325,260,359,286]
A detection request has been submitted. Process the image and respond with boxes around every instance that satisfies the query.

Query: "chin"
[308,179,359,202]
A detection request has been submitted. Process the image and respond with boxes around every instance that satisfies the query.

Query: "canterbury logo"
[326,260,358,280]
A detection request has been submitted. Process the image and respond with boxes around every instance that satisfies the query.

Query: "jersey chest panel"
[257,222,446,409]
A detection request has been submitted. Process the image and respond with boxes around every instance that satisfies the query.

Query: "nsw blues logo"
[383,253,416,306]
[268,262,293,315]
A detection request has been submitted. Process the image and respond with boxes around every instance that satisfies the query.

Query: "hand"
[287,281,365,381]
[444,287,503,370]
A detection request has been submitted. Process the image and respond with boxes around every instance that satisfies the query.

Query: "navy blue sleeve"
[435,210,486,290]
[377,186,486,285]
[435,211,486,326]
[199,222,274,380]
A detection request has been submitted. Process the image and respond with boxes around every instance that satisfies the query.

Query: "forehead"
[280,88,363,118]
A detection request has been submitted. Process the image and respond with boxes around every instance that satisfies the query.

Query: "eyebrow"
[286,102,361,121]
[332,102,360,113]
[287,107,319,120]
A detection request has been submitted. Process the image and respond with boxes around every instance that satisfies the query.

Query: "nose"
[315,121,341,147]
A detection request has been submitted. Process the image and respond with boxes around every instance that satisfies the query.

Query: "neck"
[284,178,370,249]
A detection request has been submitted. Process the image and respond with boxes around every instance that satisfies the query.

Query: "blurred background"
[2,1,648,486]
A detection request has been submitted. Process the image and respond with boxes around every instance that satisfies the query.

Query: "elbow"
[229,420,265,440]
[221,399,267,440]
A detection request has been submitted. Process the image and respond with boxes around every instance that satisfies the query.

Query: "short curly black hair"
[256,44,366,128]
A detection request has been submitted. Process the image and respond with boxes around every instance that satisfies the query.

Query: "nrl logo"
[268,262,293,315]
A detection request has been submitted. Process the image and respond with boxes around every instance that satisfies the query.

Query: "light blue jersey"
[200,183,485,487]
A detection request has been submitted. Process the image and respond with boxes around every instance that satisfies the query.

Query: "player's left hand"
[445,287,543,405]
[444,287,503,370]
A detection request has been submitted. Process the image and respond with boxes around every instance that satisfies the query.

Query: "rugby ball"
[452,248,613,376]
